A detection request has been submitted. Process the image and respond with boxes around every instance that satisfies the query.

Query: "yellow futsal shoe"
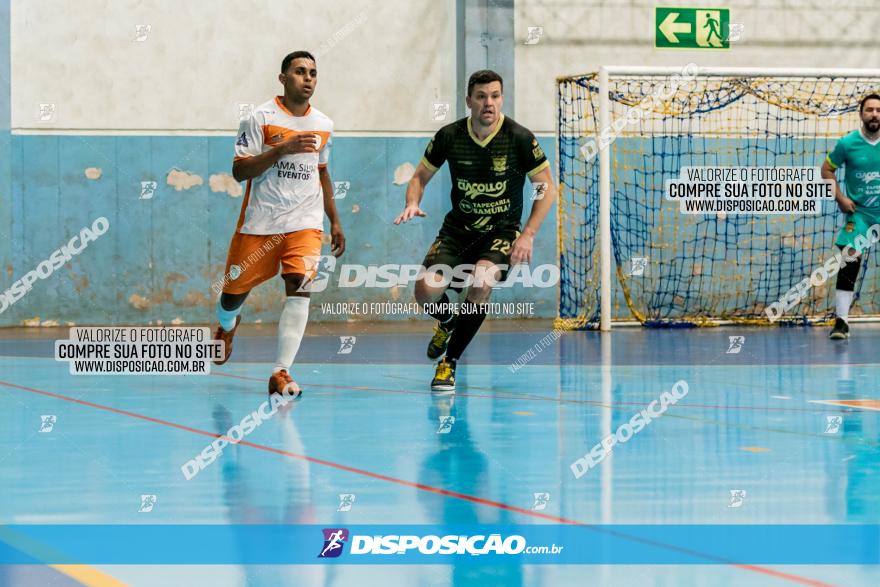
[427,321,455,359]
[430,357,457,394]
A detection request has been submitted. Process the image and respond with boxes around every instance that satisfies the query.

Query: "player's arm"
[510,167,556,265]
[319,166,346,257]
[822,140,855,213]
[232,135,319,182]
[394,162,437,224]
[510,132,554,264]
[394,131,446,224]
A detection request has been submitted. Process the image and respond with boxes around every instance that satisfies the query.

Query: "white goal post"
[558,66,880,331]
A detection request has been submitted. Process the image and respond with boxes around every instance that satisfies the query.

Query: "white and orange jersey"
[232,96,333,235]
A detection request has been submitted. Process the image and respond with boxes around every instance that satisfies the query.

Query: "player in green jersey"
[821,93,880,339]
[393,70,556,392]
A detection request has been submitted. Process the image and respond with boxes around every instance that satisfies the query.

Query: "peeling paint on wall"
[74,274,90,292]
[21,317,59,327]
[166,169,204,191]
[393,162,416,185]
[182,290,209,307]
[3,135,557,326]
[128,294,150,310]
[84,167,102,180]
[209,173,243,198]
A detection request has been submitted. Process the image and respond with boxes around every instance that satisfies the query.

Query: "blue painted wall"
[0,0,10,317]
[1,134,558,326]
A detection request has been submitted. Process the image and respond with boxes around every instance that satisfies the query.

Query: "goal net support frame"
[557,65,880,331]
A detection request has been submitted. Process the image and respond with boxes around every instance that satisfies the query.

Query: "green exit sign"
[655,7,730,49]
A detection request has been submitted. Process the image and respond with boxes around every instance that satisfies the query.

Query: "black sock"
[426,292,456,326]
[836,253,861,292]
[445,301,487,361]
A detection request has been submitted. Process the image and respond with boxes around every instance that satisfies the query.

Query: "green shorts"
[834,209,880,252]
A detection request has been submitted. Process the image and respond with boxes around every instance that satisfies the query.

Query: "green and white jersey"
[827,129,880,210]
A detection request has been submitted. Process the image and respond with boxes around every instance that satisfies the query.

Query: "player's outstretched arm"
[393,162,436,224]
[510,167,557,265]
[821,158,855,214]
[232,134,320,182]
[319,167,346,257]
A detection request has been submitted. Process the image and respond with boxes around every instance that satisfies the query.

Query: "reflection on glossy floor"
[1,324,878,586]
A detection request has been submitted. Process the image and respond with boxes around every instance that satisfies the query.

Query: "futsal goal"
[556,66,880,330]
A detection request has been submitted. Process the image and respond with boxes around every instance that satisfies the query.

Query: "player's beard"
[865,119,880,134]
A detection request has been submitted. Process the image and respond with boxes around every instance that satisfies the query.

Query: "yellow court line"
[49,565,129,587]
[0,526,128,587]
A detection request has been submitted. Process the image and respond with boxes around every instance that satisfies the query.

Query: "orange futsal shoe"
[212,315,241,365]
[268,369,303,399]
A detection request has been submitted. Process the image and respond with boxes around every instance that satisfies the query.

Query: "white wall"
[11,0,456,132]
[515,0,880,132]
[19,0,877,134]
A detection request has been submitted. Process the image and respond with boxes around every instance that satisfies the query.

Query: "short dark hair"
[860,93,880,112]
[467,70,503,96]
[281,51,316,73]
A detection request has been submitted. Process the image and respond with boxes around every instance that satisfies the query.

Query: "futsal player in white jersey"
[213,51,345,396]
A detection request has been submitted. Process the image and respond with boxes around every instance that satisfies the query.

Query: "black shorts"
[421,223,521,286]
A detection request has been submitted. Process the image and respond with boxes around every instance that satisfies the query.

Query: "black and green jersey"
[421,114,549,233]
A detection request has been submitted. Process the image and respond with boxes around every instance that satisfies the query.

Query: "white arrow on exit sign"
[659,12,691,44]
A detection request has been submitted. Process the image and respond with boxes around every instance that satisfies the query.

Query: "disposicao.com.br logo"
[317,528,563,558]
[298,256,559,292]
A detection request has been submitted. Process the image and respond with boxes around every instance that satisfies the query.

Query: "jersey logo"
[492,156,507,173]
[236,132,248,147]
[456,178,508,199]
[846,221,855,233]
[855,170,880,183]
[471,216,493,230]
[532,138,544,159]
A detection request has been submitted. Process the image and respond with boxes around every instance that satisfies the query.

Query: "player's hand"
[393,204,427,224]
[510,233,534,265]
[838,197,857,214]
[330,222,346,257]
[277,133,320,155]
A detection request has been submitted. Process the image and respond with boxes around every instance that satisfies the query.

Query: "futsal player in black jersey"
[393,70,557,392]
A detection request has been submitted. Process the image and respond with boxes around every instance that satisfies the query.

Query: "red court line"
[0,378,837,587]
[215,371,844,414]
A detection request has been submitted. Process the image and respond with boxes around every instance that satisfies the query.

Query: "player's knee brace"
[836,253,862,292]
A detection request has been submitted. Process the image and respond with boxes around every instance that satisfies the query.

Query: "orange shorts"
[221,229,323,294]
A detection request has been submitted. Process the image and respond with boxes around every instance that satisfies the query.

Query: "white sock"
[274,296,310,373]
[835,289,853,322]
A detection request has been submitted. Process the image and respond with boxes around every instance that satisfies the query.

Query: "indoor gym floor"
[0,321,878,587]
